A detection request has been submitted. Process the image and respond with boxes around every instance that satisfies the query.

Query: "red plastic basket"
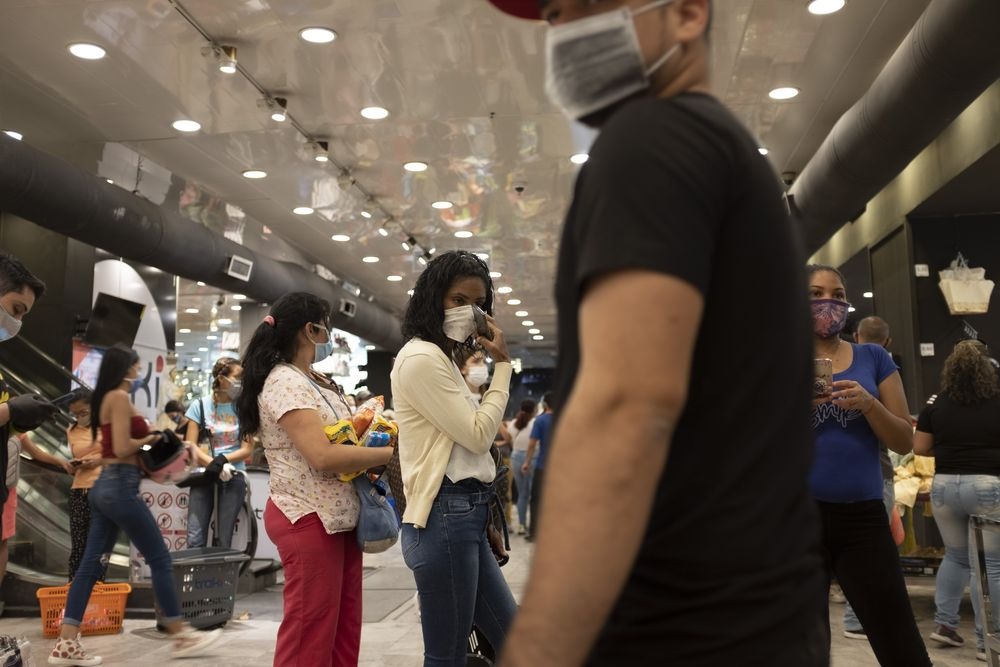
[36,582,131,637]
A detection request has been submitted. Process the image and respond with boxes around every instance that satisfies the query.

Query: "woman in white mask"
[391,251,516,667]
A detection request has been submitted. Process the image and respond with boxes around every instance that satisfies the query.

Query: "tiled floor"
[2,535,988,665]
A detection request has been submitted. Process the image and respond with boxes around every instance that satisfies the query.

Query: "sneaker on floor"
[978,650,987,662]
[829,584,846,604]
[843,628,867,640]
[171,627,223,660]
[48,634,102,666]
[929,624,965,647]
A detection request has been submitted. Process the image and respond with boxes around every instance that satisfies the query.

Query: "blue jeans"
[510,450,532,529]
[64,464,181,625]
[187,472,246,548]
[931,473,1000,649]
[401,479,517,667]
[843,477,896,632]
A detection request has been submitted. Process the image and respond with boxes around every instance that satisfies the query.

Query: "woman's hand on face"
[478,315,510,363]
[830,380,876,414]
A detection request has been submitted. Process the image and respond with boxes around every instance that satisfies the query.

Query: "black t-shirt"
[917,392,1000,475]
[553,93,825,666]
[0,369,11,505]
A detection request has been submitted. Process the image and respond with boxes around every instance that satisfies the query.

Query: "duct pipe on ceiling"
[0,135,404,351]
[788,0,1000,253]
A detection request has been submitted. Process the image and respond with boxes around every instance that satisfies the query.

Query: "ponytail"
[513,398,537,430]
[236,292,331,439]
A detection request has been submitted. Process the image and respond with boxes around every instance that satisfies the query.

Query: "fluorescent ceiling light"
[497,286,513,295]
[768,87,800,100]
[432,201,453,210]
[808,0,846,15]
[528,328,540,335]
[404,161,428,172]
[293,206,314,215]
[378,227,389,237]
[300,27,337,43]
[331,234,350,242]
[507,298,521,305]
[184,308,199,314]
[489,271,502,279]
[454,230,473,239]
[863,291,874,298]
[242,169,267,179]
[515,311,528,317]
[362,256,380,263]
[172,119,201,133]
[68,42,106,60]
[387,275,403,282]
[179,328,191,334]
[522,320,534,327]
[231,305,242,311]
[533,335,544,341]
[361,106,389,120]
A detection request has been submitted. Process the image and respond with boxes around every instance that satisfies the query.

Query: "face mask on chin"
[544,0,680,124]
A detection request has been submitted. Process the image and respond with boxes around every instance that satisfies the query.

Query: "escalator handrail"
[10,336,93,392]
[1,364,76,428]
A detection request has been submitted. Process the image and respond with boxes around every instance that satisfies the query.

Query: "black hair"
[0,252,46,299]
[514,398,537,430]
[806,264,847,287]
[401,250,495,363]
[164,400,185,414]
[90,344,139,439]
[68,388,92,405]
[542,391,556,412]
[237,292,332,438]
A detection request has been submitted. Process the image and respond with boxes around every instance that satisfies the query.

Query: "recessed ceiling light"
[191,357,201,362]
[407,289,415,296]
[172,119,201,133]
[331,234,350,242]
[299,27,337,43]
[231,305,242,311]
[68,42,106,60]
[768,86,800,100]
[497,286,513,295]
[196,281,205,286]
[758,147,769,155]
[387,275,403,282]
[515,310,528,317]
[454,230,474,239]
[293,206,314,215]
[360,210,373,219]
[528,328,540,335]
[507,298,521,306]
[362,256,380,263]
[3,129,23,141]
[365,344,376,351]
[808,0,846,15]
[522,320,534,327]
[570,153,589,165]
[175,342,185,347]
[863,291,874,298]
[242,169,267,179]
[848,306,857,313]
[218,318,233,325]
[234,294,247,300]
[377,227,389,237]
[476,253,489,261]
[206,335,218,340]
[179,328,191,334]
[198,347,209,352]
[418,256,428,266]
[489,271,502,279]
[360,106,389,120]
[105,178,114,184]
[184,308,199,314]
[432,201,453,210]
[404,161,428,172]
[533,335,544,341]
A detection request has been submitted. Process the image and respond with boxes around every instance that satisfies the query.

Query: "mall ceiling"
[0,0,932,356]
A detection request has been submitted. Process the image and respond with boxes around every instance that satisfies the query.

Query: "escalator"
[2,338,131,614]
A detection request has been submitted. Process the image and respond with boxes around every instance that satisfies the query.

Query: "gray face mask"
[544,0,679,122]
[0,302,23,342]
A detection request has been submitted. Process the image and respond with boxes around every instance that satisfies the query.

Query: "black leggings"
[818,500,931,666]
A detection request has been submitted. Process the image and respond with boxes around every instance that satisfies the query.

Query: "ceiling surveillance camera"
[513,181,526,195]
[780,171,797,187]
[216,296,226,307]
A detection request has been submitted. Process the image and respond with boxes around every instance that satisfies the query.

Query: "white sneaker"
[48,634,103,666]
[171,627,223,659]
[978,650,987,662]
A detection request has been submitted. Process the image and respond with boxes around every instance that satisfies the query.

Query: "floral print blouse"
[259,363,359,534]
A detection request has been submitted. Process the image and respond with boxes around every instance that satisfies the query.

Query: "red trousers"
[265,499,362,667]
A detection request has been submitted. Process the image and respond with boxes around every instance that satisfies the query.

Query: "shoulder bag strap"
[199,398,214,456]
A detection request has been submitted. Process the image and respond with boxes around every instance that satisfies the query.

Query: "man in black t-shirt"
[491,1,826,665]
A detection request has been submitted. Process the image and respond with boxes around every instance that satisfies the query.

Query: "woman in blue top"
[184,357,251,548]
[807,265,930,666]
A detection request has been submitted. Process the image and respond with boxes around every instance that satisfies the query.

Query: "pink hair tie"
[263,315,275,327]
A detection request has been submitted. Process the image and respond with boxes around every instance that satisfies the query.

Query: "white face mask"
[466,365,490,387]
[545,0,679,122]
[0,302,22,342]
[443,305,477,344]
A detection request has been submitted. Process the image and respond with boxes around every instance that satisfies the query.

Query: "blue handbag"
[353,474,400,553]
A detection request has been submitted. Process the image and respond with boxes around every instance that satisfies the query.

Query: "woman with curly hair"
[915,339,1000,658]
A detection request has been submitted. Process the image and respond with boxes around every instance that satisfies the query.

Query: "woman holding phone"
[807,264,929,666]
[391,250,517,666]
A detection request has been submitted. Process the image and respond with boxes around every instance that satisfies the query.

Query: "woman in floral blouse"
[236,292,393,667]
